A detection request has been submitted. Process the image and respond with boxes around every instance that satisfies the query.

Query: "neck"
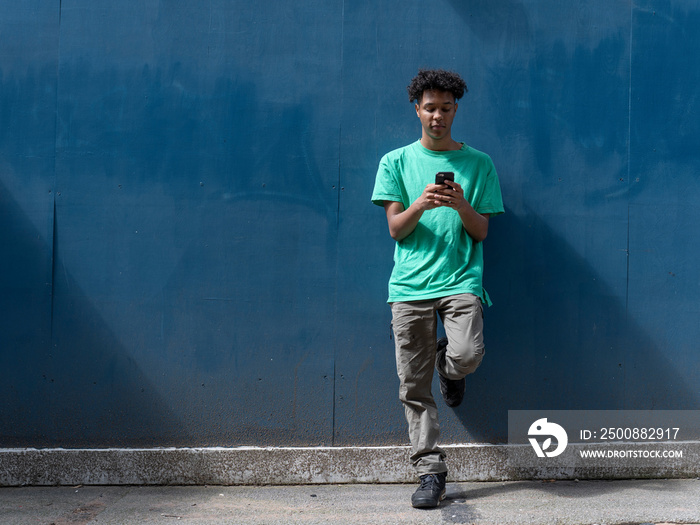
[420,135,461,151]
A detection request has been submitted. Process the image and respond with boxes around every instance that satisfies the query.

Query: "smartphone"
[435,172,454,185]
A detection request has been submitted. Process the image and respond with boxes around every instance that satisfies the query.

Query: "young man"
[371,69,504,508]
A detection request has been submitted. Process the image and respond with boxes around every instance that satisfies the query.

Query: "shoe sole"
[411,488,446,509]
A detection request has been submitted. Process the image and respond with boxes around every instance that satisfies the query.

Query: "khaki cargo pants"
[390,293,485,475]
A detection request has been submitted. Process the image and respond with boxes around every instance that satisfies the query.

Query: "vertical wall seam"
[330,0,346,447]
[625,0,633,318]
[49,201,58,343]
[50,0,62,345]
[623,0,634,410]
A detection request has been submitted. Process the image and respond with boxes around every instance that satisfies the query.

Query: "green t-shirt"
[371,140,504,304]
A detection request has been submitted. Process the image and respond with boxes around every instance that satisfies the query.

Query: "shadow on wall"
[0,179,183,448]
[0,177,53,444]
[434,0,665,442]
[442,208,699,444]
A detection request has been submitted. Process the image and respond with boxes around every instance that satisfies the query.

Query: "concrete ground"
[2,479,700,525]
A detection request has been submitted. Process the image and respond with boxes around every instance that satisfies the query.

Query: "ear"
[415,103,420,117]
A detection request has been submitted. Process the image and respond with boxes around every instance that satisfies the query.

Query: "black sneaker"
[436,338,465,407]
[411,472,447,508]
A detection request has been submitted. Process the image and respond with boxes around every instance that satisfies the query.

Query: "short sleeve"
[371,154,403,207]
[476,159,505,216]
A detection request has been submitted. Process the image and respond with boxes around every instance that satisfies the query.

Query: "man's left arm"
[433,180,489,242]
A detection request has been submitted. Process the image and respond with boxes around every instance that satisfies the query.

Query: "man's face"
[415,89,458,143]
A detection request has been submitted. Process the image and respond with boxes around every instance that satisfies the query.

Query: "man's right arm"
[383,184,443,241]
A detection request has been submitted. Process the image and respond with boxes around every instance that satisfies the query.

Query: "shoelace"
[419,474,438,489]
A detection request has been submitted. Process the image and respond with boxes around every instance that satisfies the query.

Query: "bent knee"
[450,343,485,375]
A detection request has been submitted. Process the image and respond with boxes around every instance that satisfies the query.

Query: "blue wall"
[2,0,699,447]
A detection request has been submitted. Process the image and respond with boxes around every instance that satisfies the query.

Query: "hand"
[415,183,450,211]
[433,180,468,212]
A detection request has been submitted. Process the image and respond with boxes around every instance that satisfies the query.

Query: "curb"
[2,442,699,486]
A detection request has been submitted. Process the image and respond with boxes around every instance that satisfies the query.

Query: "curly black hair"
[407,69,467,103]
